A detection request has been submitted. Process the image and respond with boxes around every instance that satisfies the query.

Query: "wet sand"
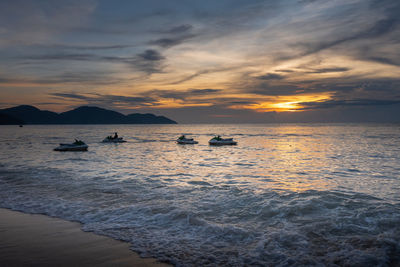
[0,208,171,267]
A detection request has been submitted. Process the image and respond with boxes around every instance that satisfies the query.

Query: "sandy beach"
[0,208,171,267]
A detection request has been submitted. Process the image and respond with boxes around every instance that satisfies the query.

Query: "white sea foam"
[0,124,400,266]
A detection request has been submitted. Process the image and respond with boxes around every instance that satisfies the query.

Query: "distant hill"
[58,106,128,124]
[126,113,176,124]
[0,105,59,124]
[0,105,177,124]
[0,113,24,125]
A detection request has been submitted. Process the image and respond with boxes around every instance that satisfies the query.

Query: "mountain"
[0,113,24,125]
[58,106,128,124]
[126,113,177,124]
[0,105,177,124]
[0,105,59,124]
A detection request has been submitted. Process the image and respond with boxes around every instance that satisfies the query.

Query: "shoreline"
[0,208,171,267]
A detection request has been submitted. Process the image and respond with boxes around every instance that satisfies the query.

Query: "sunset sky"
[1,0,400,123]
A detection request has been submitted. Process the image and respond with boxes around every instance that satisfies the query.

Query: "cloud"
[249,84,302,96]
[0,0,97,46]
[148,88,221,100]
[256,73,284,80]
[169,66,242,85]
[137,49,164,61]
[149,34,195,48]
[299,98,400,110]
[273,67,350,74]
[26,54,96,61]
[149,24,195,48]
[0,72,120,85]
[132,49,165,74]
[2,0,400,123]
[163,24,193,34]
[43,44,137,50]
[296,19,398,58]
[305,67,351,73]
[20,48,166,74]
[50,92,157,108]
[270,1,400,66]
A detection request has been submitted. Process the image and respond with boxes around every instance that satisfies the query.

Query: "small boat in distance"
[102,132,127,143]
[54,139,88,151]
[177,135,198,144]
[102,136,126,143]
[209,136,237,146]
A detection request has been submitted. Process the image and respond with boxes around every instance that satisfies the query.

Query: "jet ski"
[54,140,88,151]
[102,136,127,143]
[176,135,198,144]
[209,136,237,146]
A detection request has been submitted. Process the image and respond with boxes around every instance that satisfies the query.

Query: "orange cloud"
[230,93,332,112]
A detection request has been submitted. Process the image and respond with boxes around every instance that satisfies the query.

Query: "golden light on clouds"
[152,99,213,109]
[271,102,301,111]
[231,93,332,112]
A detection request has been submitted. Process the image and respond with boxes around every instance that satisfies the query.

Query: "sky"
[1,0,400,123]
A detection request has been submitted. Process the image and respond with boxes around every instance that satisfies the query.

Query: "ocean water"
[0,124,399,266]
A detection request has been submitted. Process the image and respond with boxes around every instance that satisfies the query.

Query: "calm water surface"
[0,124,399,266]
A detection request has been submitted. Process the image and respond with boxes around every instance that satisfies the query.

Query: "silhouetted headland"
[0,105,177,125]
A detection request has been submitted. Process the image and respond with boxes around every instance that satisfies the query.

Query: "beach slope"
[0,208,170,267]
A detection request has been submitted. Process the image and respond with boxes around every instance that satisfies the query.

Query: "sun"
[229,93,332,112]
[270,102,300,111]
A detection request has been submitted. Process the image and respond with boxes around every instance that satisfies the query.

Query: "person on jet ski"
[74,139,83,145]
[113,132,118,139]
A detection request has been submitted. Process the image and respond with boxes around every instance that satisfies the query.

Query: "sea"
[0,124,399,266]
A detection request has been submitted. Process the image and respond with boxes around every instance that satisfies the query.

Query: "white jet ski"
[54,140,88,151]
[209,136,237,146]
[176,135,198,144]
